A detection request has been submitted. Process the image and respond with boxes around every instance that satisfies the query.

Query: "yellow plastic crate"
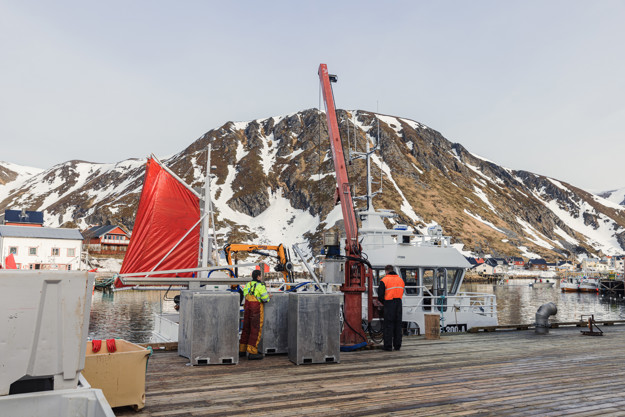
[83,340,150,410]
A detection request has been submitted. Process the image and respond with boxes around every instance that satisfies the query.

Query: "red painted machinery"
[318,63,374,346]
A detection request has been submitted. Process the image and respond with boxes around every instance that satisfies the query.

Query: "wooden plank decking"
[116,326,625,416]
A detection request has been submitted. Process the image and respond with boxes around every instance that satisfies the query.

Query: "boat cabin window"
[400,269,419,295]
[422,268,449,312]
[446,268,464,295]
[372,269,385,286]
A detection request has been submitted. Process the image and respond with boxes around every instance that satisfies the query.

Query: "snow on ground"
[591,193,625,211]
[0,161,43,177]
[235,139,248,163]
[515,217,554,250]
[211,166,320,249]
[0,162,44,202]
[547,178,570,192]
[527,184,624,254]
[323,205,343,230]
[376,115,403,136]
[370,153,421,224]
[398,117,426,131]
[463,210,507,235]
[543,198,623,254]
[553,225,579,246]
[598,187,625,206]
[411,163,423,174]
[260,132,280,176]
[230,121,249,131]
[90,257,123,273]
[517,245,542,259]
[350,111,374,134]
[506,269,556,278]
[472,185,497,213]
[469,153,495,164]
[309,172,334,182]
[464,162,503,189]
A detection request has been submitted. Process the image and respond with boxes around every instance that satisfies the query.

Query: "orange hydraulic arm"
[318,63,372,346]
[223,243,293,282]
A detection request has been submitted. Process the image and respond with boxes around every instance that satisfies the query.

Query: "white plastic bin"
[0,271,95,396]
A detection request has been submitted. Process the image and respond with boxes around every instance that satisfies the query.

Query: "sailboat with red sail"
[114,156,203,287]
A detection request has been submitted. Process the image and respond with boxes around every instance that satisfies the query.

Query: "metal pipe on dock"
[535,302,557,334]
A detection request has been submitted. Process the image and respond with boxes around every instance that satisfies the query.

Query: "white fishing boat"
[529,279,555,289]
[316,63,497,337]
[579,276,600,293]
[561,274,600,293]
[561,276,581,292]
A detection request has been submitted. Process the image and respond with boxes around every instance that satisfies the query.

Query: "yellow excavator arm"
[223,243,293,282]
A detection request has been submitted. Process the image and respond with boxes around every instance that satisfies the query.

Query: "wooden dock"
[116,326,625,416]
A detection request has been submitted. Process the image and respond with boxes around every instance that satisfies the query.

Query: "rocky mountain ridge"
[1,109,624,260]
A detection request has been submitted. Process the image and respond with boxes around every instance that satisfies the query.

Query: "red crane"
[318,63,373,346]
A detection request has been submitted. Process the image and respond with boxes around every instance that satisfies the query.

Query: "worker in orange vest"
[378,265,405,351]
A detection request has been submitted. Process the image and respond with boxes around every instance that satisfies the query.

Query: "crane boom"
[318,63,371,346]
[318,64,360,257]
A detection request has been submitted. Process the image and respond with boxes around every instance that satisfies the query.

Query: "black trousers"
[383,298,402,350]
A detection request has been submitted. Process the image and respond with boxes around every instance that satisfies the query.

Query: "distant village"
[465,255,625,277]
[0,208,624,276]
[0,209,129,270]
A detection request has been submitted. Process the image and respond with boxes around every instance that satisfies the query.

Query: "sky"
[1,1,624,192]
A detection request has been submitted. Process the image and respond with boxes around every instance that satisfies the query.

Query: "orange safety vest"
[381,274,405,300]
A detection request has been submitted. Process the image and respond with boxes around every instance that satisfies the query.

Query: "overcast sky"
[1,1,624,191]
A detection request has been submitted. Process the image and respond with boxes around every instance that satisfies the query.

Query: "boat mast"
[200,144,217,276]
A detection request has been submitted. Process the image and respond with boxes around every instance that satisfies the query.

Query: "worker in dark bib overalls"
[239,270,270,360]
[377,264,405,351]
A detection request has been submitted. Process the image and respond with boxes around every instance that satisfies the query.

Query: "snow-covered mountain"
[1,109,624,260]
[598,188,625,207]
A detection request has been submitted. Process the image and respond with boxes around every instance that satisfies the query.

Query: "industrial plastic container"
[178,290,239,365]
[288,293,341,365]
[259,292,289,354]
[82,339,150,410]
[0,271,94,396]
[0,385,115,417]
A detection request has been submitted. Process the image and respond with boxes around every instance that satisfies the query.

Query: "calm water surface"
[89,279,625,343]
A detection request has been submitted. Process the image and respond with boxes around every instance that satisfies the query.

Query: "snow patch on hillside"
[516,217,554,250]
[399,118,426,130]
[464,210,507,234]
[547,178,569,192]
[377,115,403,136]
[370,154,421,223]
[211,166,319,247]
[260,133,280,175]
[598,187,625,206]
[472,186,497,213]
[543,198,623,254]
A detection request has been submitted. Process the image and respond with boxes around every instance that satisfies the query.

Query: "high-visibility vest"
[381,274,405,300]
[243,281,269,303]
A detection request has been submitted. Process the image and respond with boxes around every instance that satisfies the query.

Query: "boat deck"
[116,325,625,416]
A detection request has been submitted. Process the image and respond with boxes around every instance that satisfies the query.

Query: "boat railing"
[402,286,496,317]
[264,281,341,293]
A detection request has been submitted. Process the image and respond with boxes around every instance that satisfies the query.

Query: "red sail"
[116,158,200,287]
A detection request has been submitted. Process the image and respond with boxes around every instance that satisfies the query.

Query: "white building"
[0,225,83,270]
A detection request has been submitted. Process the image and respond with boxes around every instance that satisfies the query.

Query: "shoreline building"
[0,209,83,270]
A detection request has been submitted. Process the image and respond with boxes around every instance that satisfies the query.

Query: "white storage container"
[0,271,95,395]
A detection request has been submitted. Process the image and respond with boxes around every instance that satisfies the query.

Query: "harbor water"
[88,279,625,343]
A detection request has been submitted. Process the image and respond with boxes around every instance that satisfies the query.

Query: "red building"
[82,225,130,255]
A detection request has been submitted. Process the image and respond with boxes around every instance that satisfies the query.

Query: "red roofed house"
[82,225,130,255]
